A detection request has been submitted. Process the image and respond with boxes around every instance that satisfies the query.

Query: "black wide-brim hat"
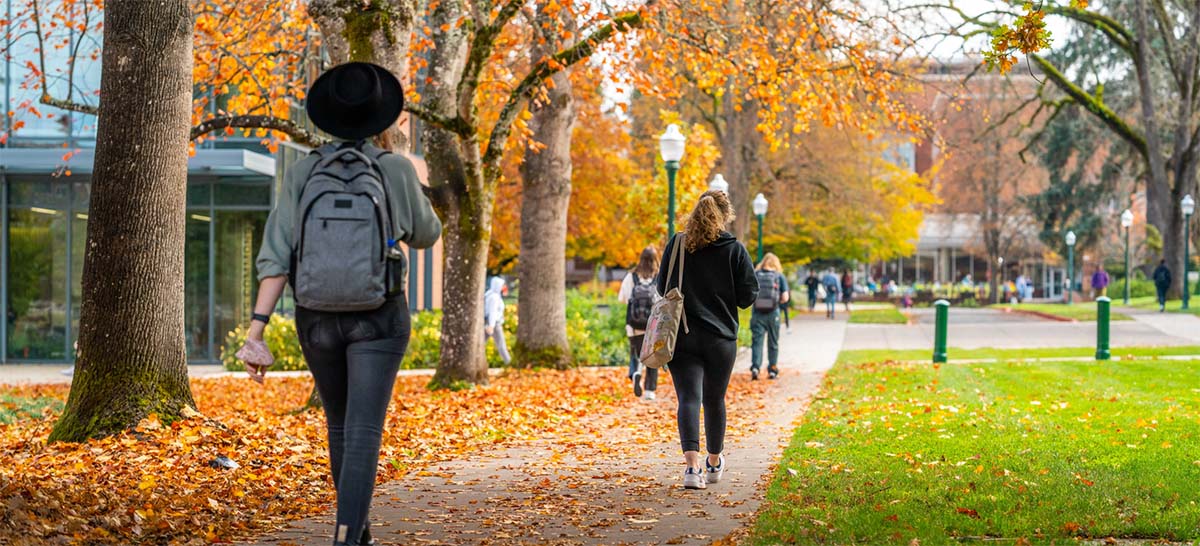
[306,62,404,141]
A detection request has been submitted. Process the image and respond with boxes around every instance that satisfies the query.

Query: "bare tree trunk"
[50,0,196,442]
[516,8,575,369]
[308,0,415,151]
[721,95,751,240]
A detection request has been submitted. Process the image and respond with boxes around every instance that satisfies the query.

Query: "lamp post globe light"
[1066,230,1077,305]
[752,193,768,262]
[659,124,687,239]
[1121,208,1134,305]
[1183,194,1195,310]
[709,173,729,195]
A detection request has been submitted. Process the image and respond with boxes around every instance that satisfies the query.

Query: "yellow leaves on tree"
[983,0,1090,73]
[638,0,922,151]
[761,124,938,264]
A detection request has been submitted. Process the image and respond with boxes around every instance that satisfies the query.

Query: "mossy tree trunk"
[49,0,197,442]
[516,4,575,369]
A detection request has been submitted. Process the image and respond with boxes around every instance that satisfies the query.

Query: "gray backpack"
[293,142,396,312]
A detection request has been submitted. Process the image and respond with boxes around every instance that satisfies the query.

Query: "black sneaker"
[751,369,759,381]
[768,368,779,380]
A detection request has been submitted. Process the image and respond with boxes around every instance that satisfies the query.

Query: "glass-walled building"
[1,149,276,363]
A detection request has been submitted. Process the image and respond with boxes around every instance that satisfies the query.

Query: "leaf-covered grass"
[751,354,1200,544]
[1126,295,1200,316]
[0,388,63,424]
[838,346,1200,365]
[988,302,1132,321]
[848,306,909,324]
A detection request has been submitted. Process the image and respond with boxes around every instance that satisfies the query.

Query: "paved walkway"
[251,314,846,546]
[1121,309,1200,344]
[843,308,1197,351]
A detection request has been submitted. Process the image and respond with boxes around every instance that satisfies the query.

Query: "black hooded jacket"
[656,231,759,340]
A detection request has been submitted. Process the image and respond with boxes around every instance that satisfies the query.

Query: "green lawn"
[751,351,1200,544]
[848,306,909,324]
[988,302,1132,321]
[839,345,1200,365]
[1126,295,1200,316]
[0,392,62,424]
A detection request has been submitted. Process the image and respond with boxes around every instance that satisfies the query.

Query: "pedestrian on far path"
[804,272,819,312]
[750,253,789,381]
[484,277,511,364]
[1153,259,1172,312]
[1091,266,1110,298]
[619,246,660,400]
[657,190,758,490]
[821,269,841,319]
[238,62,443,546]
[840,269,854,313]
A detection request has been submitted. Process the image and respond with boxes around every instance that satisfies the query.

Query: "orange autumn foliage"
[0,369,637,544]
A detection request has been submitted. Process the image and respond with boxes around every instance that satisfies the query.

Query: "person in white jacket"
[618,246,660,400]
[484,277,511,364]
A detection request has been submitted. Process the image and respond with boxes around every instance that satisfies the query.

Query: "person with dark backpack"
[619,246,660,400]
[1153,259,1173,312]
[235,62,442,546]
[750,253,789,380]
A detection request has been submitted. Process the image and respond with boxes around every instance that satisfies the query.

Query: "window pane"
[213,211,266,350]
[7,206,68,360]
[214,178,271,208]
[185,214,211,360]
[188,182,211,208]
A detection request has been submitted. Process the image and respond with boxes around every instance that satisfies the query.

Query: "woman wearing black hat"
[236,62,442,546]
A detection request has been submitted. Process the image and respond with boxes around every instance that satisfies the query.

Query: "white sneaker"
[706,455,725,484]
[642,390,656,401]
[683,467,707,490]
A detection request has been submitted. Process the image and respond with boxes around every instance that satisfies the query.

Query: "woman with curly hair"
[656,190,759,490]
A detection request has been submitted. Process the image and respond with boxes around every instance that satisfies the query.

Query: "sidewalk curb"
[997,306,1078,323]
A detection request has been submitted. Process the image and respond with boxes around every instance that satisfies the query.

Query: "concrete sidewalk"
[843,308,1197,351]
[250,314,847,546]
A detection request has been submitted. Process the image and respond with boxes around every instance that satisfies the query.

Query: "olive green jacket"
[255,145,443,281]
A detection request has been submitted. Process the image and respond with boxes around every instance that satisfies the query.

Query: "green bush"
[222,315,305,371]
[221,290,629,371]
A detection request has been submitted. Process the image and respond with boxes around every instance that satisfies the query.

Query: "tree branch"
[482,2,654,171]
[190,115,327,146]
[405,102,473,136]
[1030,53,1147,158]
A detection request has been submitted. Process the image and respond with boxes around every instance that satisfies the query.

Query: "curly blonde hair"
[683,190,735,252]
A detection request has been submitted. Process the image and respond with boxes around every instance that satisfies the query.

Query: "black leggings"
[296,295,411,545]
[669,327,738,454]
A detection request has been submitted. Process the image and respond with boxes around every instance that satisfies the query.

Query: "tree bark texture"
[421,0,491,387]
[516,9,575,369]
[50,0,196,442]
[309,0,415,151]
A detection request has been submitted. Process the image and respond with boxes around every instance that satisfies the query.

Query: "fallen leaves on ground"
[0,368,662,545]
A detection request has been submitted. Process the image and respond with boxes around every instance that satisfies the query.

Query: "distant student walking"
[821,270,841,319]
[657,190,758,490]
[484,277,511,364]
[237,62,442,546]
[1153,259,1172,312]
[750,253,789,380]
[1091,266,1110,298]
[804,272,819,312]
[840,270,854,312]
[619,246,660,400]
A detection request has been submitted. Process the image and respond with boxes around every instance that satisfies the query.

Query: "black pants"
[669,327,737,454]
[297,295,411,545]
[1157,284,1169,307]
[628,334,659,392]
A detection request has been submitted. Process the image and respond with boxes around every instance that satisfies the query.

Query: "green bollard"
[1095,297,1111,361]
[933,299,949,363]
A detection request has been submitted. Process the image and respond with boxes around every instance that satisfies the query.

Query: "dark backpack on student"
[754,270,781,312]
[627,275,656,329]
[292,142,397,312]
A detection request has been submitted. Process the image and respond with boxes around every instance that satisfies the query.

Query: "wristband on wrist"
[251,312,272,325]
